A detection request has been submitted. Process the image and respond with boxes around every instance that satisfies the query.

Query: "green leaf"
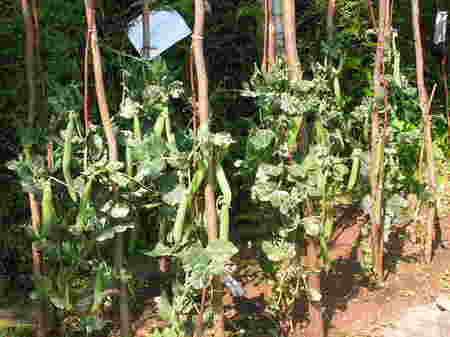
[308,287,322,302]
[109,172,130,187]
[287,163,307,178]
[143,242,174,257]
[385,194,408,214]
[256,163,283,180]
[179,243,206,264]
[162,185,185,206]
[198,121,210,141]
[205,240,238,258]
[96,224,134,242]
[106,161,124,172]
[92,270,104,312]
[136,158,166,181]
[252,181,278,202]
[261,240,295,262]
[249,129,275,150]
[49,292,70,310]
[110,202,130,218]
[156,290,173,322]
[269,190,290,208]
[302,216,321,237]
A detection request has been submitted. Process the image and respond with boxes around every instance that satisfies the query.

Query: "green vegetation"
[0,0,449,336]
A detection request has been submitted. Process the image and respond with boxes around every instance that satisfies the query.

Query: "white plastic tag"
[434,11,448,45]
[128,10,191,59]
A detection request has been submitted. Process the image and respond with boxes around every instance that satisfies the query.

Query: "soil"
[130,212,450,337]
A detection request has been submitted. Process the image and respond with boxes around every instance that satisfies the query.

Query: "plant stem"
[85,1,130,335]
[442,56,450,144]
[142,0,151,58]
[370,0,388,281]
[411,0,437,263]
[282,0,301,81]
[21,0,47,335]
[303,239,324,337]
[22,0,37,127]
[192,0,224,336]
[326,0,336,43]
[263,0,276,72]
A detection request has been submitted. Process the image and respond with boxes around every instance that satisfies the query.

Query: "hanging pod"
[73,175,96,233]
[347,150,361,191]
[216,162,232,241]
[173,163,207,243]
[41,180,57,238]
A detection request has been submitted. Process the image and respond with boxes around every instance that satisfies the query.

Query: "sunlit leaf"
[109,172,129,187]
[261,240,295,262]
[96,224,134,242]
[205,240,238,261]
[269,190,289,208]
[162,185,185,206]
[136,158,166,181]
[156,290,173,322]
[302,216,321,237]
[110,203,130,218]
[308,287,322,302]
[49,293,68,310]
[106,161,124,172]
[143,242,174,257]
[249,129,275,150]
[180,245,210,272]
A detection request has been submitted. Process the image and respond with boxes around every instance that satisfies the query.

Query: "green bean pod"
[63,113,78,202]
[173,195,189,243]
[153,113,166,138]
[165,113,176,145]
[319,235,330,271]
[91,269,104,313]
[216,163,232,240]
[125,141,134,179]
[287,117,302,153]
[173,165,206,243]
[133,114,142,143]
[347,153,360,191]
[74,176,95,232]
[41,181,57,237]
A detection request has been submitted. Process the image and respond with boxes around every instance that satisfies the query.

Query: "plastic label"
[128,10,191,59]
